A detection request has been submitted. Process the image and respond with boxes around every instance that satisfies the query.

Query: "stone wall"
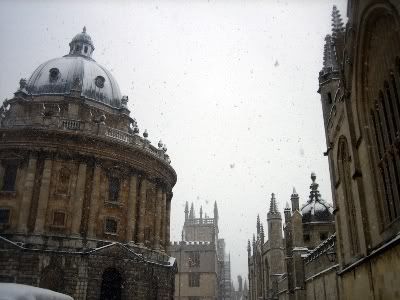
[0,236,176,300]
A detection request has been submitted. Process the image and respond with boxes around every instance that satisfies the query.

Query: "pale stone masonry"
[168,202,232,300]
[0,27,177,299]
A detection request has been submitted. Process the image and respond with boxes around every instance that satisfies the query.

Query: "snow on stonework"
[301,173,333,223]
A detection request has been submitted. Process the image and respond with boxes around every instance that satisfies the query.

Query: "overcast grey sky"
[0,0,347,287]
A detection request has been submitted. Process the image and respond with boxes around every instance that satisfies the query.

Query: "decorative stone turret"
[267,193,283,249]
[284,201,291,223]
[290,187,300,212]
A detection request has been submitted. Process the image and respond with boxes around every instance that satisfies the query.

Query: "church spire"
[260,223,265,244]
[189,202,194,219]
[256,214,261,235]
[322,34,339,72]
[268,193,280,217]
[184,201,189,220]
[214,201,219,222]
[331,5,345,38]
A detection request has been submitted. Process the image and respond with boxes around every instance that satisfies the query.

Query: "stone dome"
[301,173,333,223]
[24,27,122,108]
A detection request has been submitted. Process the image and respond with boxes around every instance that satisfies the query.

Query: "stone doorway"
[100,268,122,300]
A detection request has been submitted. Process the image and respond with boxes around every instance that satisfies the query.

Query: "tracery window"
[188,251,200,267]
[188,273,200,287]
[369,59,400,226]
[337,137,359,255]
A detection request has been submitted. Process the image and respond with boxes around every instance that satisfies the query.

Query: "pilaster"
[154,187,162,249]
[71,162,87,235]
[87,164,101,237]
[17,154,37,233]
[126,174,138,242]
[34,158,53,233]
[137,177,147,244]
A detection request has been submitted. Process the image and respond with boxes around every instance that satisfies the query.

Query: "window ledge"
[104,232,118,236]
[0,191,16,197]
[104,201,122,207]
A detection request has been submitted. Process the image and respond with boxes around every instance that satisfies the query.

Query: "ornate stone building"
[169,202,232,300]
[318,1,400,299]
[247,174,335,300]
[247,193,286,300]
[249,2,400,299]
[0,28,177,299]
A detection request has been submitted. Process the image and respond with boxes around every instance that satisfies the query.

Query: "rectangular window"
[0,209,10,224]
[105,218,118,234]
[53,211,66,227]
[303,234,310,242]
[320,232,328,241]
[2,164,17,192]
[108,177,120,202]
[188,273,200,287]
[188,251,200,267]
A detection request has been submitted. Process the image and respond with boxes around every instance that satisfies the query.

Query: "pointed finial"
[269,193,278,213]
[311,172,317,183]
[200,206,203,219]
[292,187,297,195]
[190,202,194,218]
[83,26,86,33]
[256,214,261,234]
[331,6,344,37]
[285,201,290,210]
[247,239,251,253]
[214,201,219,219]
[260,223,265,243]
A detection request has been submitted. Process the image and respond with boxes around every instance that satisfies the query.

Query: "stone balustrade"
[0,114,171,164]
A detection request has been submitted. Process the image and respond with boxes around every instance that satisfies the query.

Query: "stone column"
[126,174,138,242]
[87,164,101,238]
[71,162,87,235]
[154,187,162,249]
[17,154,37,233]
[165,193,172,246]
[160,191,167,250]
[137,177,147,245]
[34,158,53,233]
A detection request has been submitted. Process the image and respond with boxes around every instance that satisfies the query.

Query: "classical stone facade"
[318,1,400,299]
[168,202,232,300]
[0,28,177,299]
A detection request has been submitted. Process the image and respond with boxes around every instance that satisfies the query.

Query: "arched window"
[108,176,120,203]
[337,137,360,256]
[56,166,70,195]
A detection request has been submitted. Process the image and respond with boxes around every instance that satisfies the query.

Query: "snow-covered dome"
[301,172,333,223]
[24,27,122,108]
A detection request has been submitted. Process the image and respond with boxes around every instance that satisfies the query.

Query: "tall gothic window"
[337,137,360,256]
[362,9,400,228]
[369,59,400,225]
